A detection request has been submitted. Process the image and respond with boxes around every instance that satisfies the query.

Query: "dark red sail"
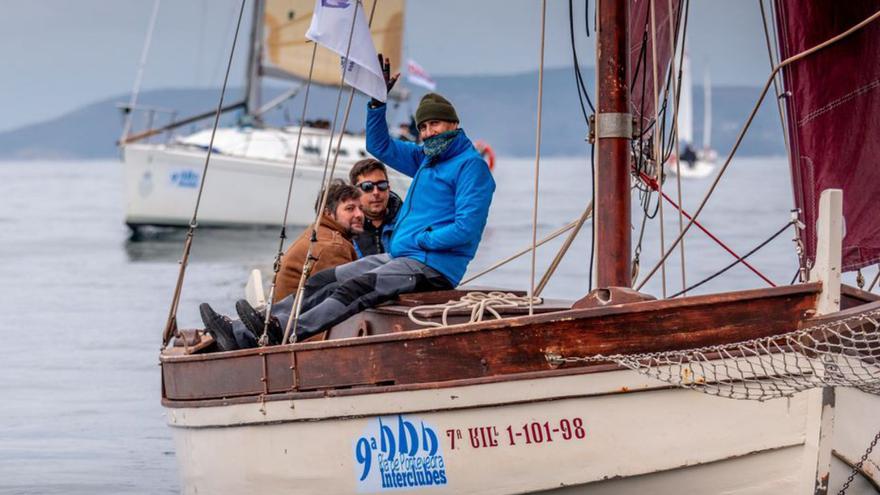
[775,1,880,271]
[629,0,682,133]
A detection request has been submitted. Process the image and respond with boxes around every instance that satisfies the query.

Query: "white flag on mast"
[306,0,387,102]
[406,59,437,91]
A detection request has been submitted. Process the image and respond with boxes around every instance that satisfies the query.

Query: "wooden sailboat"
[159,1,880,493]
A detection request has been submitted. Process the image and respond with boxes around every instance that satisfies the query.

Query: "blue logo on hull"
[354,415,448,491]
[169,169,199,189]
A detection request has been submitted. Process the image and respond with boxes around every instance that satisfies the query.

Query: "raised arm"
[417,159,495,251]
[366,104,424,178]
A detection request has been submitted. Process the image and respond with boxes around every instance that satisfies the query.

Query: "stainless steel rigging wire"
[528,0,547,316]
[283,0,380,344]
[161,0,247,348]
[258,42,319,346]
[121,0,162,144]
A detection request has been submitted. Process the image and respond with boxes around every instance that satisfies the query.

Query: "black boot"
[199,303,239,352]
[235,299,283,345]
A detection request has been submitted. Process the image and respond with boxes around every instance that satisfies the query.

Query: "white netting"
[546,308,880,401]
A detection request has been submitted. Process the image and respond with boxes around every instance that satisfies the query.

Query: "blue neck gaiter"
[422,129,462,160]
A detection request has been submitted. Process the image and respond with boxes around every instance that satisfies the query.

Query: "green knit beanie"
[415,93,459,127]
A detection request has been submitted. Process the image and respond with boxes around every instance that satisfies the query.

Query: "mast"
[594,0,632,288]
[703,68,712,149]
[244,0,265,118]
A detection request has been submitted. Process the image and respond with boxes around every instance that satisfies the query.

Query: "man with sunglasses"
[349,158,402,257]
[281,57,495,342]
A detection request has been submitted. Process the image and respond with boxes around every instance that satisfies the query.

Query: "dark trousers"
[294,254,451,340]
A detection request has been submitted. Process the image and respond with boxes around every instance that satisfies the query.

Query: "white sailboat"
[669,53,717,179]
[120,0,410,230]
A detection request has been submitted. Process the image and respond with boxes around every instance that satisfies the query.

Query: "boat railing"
[116,102,180,145]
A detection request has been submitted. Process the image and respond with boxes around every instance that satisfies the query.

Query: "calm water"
[0,156,818,493]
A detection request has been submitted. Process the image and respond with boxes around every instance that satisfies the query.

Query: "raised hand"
[377,53,400,93]
[369,54,399,108]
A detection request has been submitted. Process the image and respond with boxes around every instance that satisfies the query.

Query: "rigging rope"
[161,0,247,348]
[638,171,777,287]
[284,0,379,344]
[460,206,591,286]
[665,0,688,296]
[759,0,806,283]
[407,292,543,328]
[669,220,792,298]
[259,42,319,346]
[568,0,594,121]
[648,0,668,298]
[869,266,880,292]
[635,7,880,292]
[535,202,594,296]
[121,0,162,143]
[528,0,547,317]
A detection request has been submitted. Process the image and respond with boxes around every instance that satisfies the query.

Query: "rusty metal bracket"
[587,114,596,144]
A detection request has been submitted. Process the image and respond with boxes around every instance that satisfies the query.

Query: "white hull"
[666,159,716,179]
[122,128,410,228]
[165,368,877,494]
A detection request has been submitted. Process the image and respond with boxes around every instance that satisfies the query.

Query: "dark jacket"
[353,192,402,257]
[275,215,357,302]
[366,104,495,286]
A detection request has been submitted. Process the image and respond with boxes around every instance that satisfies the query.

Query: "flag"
[306,0,387,102]
[406,59,437,91]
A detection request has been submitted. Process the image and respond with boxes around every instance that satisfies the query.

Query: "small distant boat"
[669,53,717,179]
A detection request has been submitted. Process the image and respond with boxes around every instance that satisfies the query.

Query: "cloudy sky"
[0,1,773,132]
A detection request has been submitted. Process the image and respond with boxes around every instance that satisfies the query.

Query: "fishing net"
[546,308,880,401]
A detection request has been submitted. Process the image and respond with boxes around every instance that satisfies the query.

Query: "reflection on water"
[0,157,810,494]
[125,225,295,264]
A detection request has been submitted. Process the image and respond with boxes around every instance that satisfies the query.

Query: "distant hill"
[0,67,785,160]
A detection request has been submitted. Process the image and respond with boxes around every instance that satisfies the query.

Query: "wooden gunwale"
[161,363,638,411]
[164,282,822,363]
[162,283,824,407]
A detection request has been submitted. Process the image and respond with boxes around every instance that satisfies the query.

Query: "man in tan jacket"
[274,181,364,302]
[200,181,364,351]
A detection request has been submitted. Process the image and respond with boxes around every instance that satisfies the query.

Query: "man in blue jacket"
[292,90,495,341]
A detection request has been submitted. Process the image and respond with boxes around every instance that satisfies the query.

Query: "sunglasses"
[357,180,390,193]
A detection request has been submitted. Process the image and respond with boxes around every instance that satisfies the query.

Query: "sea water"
[0,156,823,493]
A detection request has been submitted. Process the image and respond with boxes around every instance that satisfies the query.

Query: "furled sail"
[629,0,682,136]
[775,1,880,271]
[262,0,404,86]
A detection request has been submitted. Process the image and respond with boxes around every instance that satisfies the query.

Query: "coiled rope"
[407,292,543,328]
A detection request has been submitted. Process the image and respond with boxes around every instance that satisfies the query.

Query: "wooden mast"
[594,0,632,289]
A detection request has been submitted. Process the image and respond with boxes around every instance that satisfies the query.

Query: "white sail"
[678,52,694,146]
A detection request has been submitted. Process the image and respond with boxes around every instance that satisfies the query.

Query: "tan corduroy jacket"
[274,215,357,302]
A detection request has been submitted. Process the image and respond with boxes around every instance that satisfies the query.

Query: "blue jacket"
[366,104,495,285]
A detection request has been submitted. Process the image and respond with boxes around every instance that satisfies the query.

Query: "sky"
[0,1,774,132]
